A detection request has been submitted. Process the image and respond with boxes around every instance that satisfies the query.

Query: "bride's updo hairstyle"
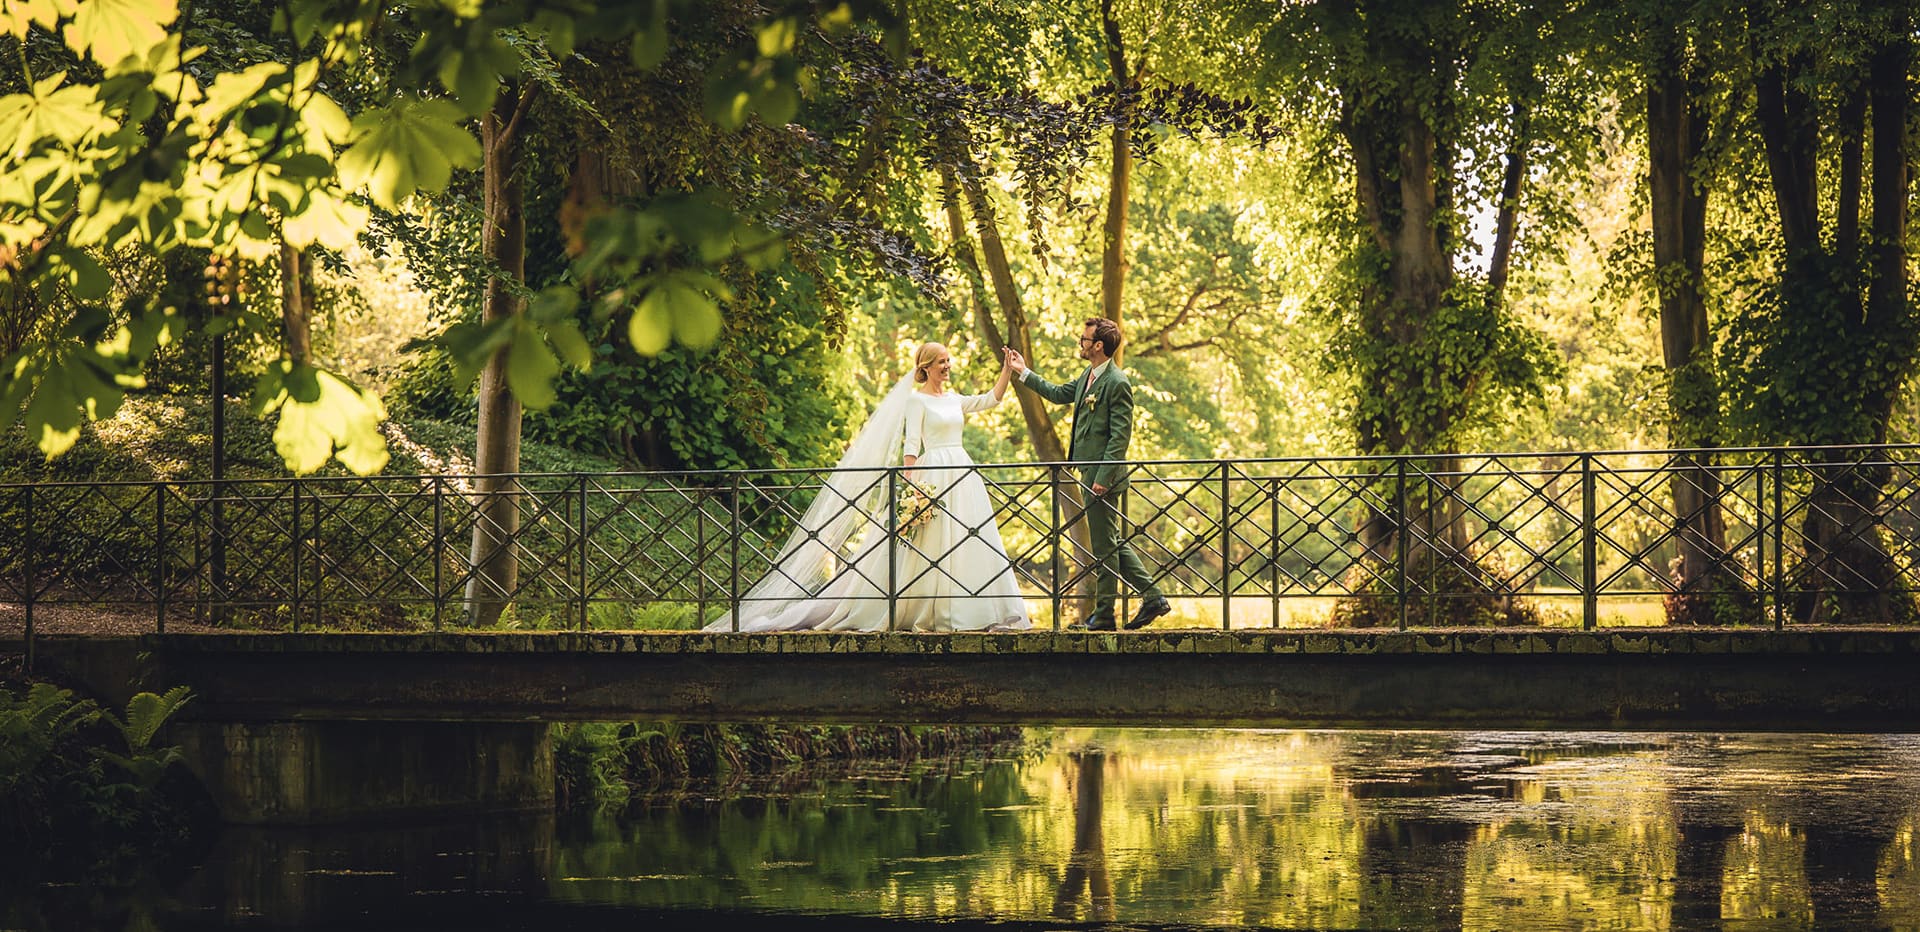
[913,342,946,383]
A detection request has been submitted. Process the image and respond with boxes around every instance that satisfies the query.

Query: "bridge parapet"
[12,447,1920,659]
[22,627,1920,732]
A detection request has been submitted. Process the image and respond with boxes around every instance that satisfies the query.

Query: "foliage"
[551,720,1030,808]
[1238,0,1591,456]
[1327,553,1545,628]
[523,266,859,471]
[1721,252,1917,446]
[0,0,902,476]
[0,681,207,880]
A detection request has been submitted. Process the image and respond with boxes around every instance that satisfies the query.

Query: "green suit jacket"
[1020,363,1136,490]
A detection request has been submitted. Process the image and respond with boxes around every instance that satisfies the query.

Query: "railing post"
[1220,461,1232,631]
[155,483,167,633]
[23,485,34,673]
[310,482,323,629]
[1051,465,1063,630]
[1394,457,1408,631]
[1773,448,1786,629]
[887,467,898,631]
[432,477,445,630]
[290,479,302,633]
[1755,462,1767,629]
[577,475,590,631]
[309,482,323,630]
[728,474,742,632]
[1269,476,1280,629]
[696,482,708,624]
[1581,453,1597,631]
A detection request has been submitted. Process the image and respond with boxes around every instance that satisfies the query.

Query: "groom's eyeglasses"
[1078,338,1096,345]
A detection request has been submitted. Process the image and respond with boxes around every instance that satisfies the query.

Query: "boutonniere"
[1083,393,1098,410]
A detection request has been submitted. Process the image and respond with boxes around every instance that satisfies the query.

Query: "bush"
[0,682,211,881]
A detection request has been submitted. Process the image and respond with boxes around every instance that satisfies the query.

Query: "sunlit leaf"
[0,0,75,40]
[255,360,389,475]
[298,90,353,145]
[191,62,282,127]
[281,186,368,251]
[337,97,480,209]
[0,74,115,157]
[506,321,559,409]
[755,16,799,57]
[66,0,176,66]
[545,319,593,370]
[628,285,672,355]
[16,348,124,459]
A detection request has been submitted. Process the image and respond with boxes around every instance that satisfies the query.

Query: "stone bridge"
[19,627,1920,825]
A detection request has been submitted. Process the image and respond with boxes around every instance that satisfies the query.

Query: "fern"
[0,685,99,794]
[116,687,192,752]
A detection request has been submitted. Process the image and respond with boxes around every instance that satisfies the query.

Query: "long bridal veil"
[704,373,916,631]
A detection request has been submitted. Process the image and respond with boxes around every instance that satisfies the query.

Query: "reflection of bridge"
[9,446,1920,653]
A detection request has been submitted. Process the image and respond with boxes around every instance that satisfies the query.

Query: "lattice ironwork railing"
[9,446,1920,648]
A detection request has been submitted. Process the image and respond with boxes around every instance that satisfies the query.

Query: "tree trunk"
[1754,57,1821,255]
[1484,101,1526,311]
[1343,101,1485,615]
[1649,53,1740,615]
[951,163,1099,625]
[1804,26,1916,625]
[1098,0,1132,344]
[941,169,1008,374]
[465,84,535,628]
[1762,30,1915,624]
[278,239,311,365]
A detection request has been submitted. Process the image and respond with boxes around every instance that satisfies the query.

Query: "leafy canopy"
[0,0,897,473]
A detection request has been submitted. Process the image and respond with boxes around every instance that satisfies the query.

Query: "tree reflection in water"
[23,730,1920,930]
[1050,748,1114,922]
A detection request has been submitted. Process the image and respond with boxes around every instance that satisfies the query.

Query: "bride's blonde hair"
[912,342,947,383]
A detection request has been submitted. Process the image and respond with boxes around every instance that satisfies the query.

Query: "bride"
[706,342,1033,632]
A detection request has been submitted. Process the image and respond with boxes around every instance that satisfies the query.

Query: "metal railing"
[7,445,1920,655]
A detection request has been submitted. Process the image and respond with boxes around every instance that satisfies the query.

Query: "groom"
[1005,319,1170,630]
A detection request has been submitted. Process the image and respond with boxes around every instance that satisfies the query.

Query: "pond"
[14,728,1920,930]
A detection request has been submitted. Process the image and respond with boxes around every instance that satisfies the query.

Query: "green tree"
[1719,1,1916,622]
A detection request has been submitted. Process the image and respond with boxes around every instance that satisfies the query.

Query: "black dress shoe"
[1124,597,1172,630]
[1078,615,1117,631]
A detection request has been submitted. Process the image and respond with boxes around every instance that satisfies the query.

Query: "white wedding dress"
[706,379,1032,633]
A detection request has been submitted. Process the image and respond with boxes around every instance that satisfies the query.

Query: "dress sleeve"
[902,395,924,458]
[960,391,1001,414]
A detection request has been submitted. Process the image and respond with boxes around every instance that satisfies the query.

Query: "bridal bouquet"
[894,479,938,537]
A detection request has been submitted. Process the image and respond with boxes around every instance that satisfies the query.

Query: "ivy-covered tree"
[1239,0,1581,619]
[1719,1,1916,623]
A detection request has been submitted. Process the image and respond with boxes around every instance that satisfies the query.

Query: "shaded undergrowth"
[553,722,1033,808]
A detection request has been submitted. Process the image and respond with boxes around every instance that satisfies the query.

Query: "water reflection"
[550,730,1920,930]
[15,730,1920,930]
[1050,749,1113,922]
